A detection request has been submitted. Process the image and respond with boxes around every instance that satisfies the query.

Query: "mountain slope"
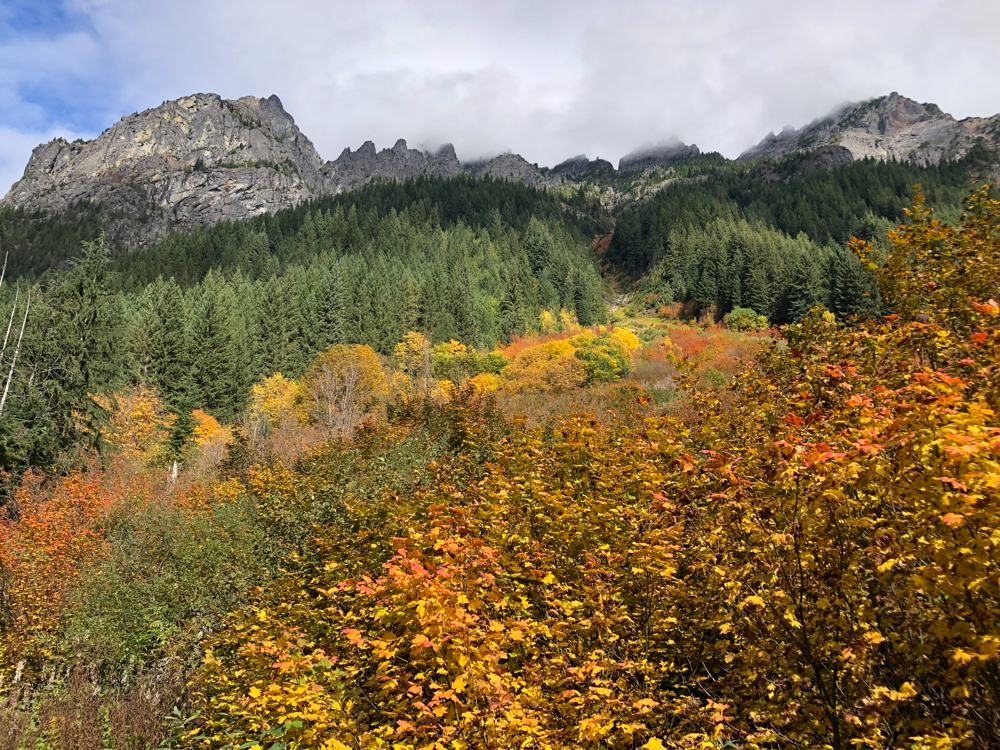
[741,92,1000,165]
[3,90,998,261]
[0,93,604,242]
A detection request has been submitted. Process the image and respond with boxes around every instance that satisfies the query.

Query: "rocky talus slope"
[741,92,1000,166]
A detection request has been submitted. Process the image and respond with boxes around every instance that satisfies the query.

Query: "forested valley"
[2,145,1000,750]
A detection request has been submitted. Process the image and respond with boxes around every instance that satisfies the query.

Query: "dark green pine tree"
[257,274,303,378]
[398,269,422,336]
[421,261,458,343]
[744,264,773,320]
[11,236,125,463]
[522,217,554,273]
[320,265,348,347]
[574,268,605,326]
[188,271,251,421]
[128,276,192,410]
[833,248,881,320]
[785,254,829,323]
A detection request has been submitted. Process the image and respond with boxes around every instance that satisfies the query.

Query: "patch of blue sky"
[0,0,92,42]
[0,0,110,133]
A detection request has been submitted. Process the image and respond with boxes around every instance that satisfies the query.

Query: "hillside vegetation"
[606,146,995,324]
[0,178,607,470]
[1,183,1000,750]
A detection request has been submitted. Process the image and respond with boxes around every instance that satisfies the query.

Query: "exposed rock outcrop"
[740,93,1000,165]
[551,155,616,182]
[1,92,613,241]
[5,90,998,245]
[797,145,855,174]
[618,139,701,172]
[463,152,556,186]
[2,93,333,241]
[330,139,463,190]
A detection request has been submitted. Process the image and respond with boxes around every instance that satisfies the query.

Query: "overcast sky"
[2,0,999,193]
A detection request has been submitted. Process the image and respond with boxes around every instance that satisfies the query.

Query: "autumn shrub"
[723,306,768,331]
[188,409,232,473]
[0,470,113,670]
[96,385,175,465]
[610,326,642,352]
[497,329,584,359]
[430,340,509,384]
[188,410,706,750]
[246,373,322,464]
[185,189,1000,749]
[0,665,186,750]
[303,344,386,438]
[500,339,587,395]
[574,334,633,383]
[702,366,726,387]
[64,495,270,677]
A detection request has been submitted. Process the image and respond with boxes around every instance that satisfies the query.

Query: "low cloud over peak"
[1,0,999,192]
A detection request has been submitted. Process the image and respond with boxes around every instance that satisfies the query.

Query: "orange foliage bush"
[500,339,587,395]
[0,472,110,667]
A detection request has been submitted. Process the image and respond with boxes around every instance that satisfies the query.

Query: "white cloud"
[1,0,999,189]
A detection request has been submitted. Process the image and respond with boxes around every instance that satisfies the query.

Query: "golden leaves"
[188,188,1000,750]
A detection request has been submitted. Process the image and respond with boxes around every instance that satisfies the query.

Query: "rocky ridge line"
[740,92,1000,166]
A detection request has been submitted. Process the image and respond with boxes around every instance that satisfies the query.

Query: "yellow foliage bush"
[431,379,457,401]
[303,345,386,437]
[500,339,587,395]
[539,309,559,334]
[249,373,307,436]
[611,326,642,352]
[558,307,581,331]
[467,372,500,393]
[96,385,175,463]
[394,331,434,397]
[189,189,1000,749]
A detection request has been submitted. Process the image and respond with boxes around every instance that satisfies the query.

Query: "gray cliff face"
[1,90,591,241]
[797,145,855,174]
[618,139,701,172]
[2,93,334,240]
[741,93,1000,165]
[551,155,616,182]
[464,153,559,186]
[330,139,463,190]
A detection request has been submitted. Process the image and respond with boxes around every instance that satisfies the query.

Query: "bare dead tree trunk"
[0,287,20,371]
[0,294,30,417]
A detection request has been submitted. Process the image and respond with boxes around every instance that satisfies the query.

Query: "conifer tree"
[188,270,250,421]
[320,265,348,348]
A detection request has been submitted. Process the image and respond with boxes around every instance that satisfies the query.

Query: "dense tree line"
[608,146,993,274]
[0,203,105,278]
[0,182,607,469]
[103,175,610,288]
[638,215,884,324]
[610,146,996,322]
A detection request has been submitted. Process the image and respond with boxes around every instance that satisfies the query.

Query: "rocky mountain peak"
[618,139,701,172]
[327,138,463,191]
[1,92,332,242]
[4,90,998,246]
[741,93,1000,166]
